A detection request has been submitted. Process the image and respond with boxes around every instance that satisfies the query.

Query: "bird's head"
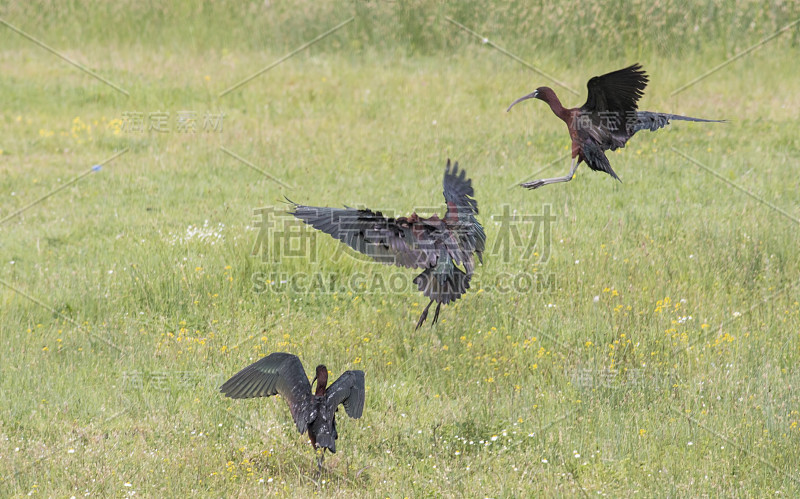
[506,86,551,112]
[312,365,328,393]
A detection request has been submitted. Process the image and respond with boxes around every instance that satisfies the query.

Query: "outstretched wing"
[443,159,477,218]
[629,111,725,135]
[442,159,486,272]
[581,63,648,117]
[220,352,314,433]
[578,64,648,150]
[574,64,648,178]
[289,203,438,269]
[325,370,365,419]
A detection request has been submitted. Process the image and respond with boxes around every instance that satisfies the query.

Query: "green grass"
[1,2,800,496]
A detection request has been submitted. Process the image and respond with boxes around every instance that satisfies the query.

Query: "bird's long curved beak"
[506,90,538,112]
[311,375,318,389]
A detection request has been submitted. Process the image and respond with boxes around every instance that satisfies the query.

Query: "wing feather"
[220,352,314,433]
[442,159,486,271]
[289,203,438,269]
[325,370,365,419]
[629,112,725,134]
[578,64,648,151]
[581,63,648,116]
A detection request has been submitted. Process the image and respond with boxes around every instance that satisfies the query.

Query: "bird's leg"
[521,157,579,189]
[415,299,434,330]
[315,447,325,475]
[431,302,442,326]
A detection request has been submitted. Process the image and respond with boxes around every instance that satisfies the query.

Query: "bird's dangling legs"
[521,157,579,190]
[416,299,434,330]
[431,302,442,326]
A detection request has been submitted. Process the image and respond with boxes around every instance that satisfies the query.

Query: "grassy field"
[1,1,800,496]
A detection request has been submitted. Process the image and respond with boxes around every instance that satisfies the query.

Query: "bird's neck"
[314,372,328,396]
[540,91,571,124]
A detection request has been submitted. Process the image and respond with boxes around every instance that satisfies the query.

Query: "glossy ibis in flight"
[507,63,723,189]
[220,352,365,470]
[289,159,485,329]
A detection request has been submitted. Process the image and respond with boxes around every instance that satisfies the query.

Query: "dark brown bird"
[507,63,724,189]
[288,159,485,329]
[220,352,365,470]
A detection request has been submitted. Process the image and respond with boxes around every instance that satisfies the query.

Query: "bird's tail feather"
[582,141,620,181]
[413,264,470,305]
[315,433,336,453]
